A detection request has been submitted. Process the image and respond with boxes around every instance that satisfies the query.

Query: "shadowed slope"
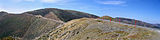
[23,8,99,22]
[0,11,8,16]
[0,14,63,40]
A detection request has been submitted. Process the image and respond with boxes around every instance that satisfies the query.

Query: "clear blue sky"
[0,0,160,24]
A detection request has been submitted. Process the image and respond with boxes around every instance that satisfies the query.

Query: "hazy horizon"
[0,0,160,24]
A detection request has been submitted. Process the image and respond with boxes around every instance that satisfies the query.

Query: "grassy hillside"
[37,18,160,40]
[0,14,63,40]
[0,8,160,40]
[23,8,99,22]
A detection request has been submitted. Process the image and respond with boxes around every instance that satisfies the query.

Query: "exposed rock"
[37,18,160,40]
[0,8,159,40]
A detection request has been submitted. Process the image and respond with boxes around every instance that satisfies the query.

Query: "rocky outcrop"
[0,8,99,40]
[23,8,99,22]
[37,18,160,40]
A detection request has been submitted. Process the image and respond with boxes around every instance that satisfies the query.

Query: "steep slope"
[23,8,99,22]
[0,14,63,40]
[37,18,160,40]
[1,9,159,40]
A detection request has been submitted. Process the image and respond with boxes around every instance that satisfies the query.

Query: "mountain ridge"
[99,16,160,29]
[37,18,160,40]
[0,8,160,40]
[23,8,99,22]
[0,13,64,40]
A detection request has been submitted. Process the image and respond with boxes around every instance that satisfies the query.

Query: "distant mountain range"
[99,16,160,29]
[154,24,160,27]
[0,8,160,40]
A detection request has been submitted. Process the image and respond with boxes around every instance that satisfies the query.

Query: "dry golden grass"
[38,18,160,40]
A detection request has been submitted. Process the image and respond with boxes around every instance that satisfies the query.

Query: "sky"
[0,0,160,24]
